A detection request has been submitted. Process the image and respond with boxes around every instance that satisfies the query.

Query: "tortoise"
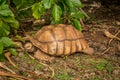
[24,24,94,61]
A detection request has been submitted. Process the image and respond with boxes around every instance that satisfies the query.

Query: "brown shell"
[32,24,89,56]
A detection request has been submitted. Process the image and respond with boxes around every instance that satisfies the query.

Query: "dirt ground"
[0,2,120,80]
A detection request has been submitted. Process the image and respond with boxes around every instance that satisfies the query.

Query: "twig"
[109,30,120,45]
[0,62,16,74]
[104,30,120,41]
[101,47,110,54]
[80,18,84,27]
[19,6,32,12]
[0,71,34,80]
[79,8,90,19]
[27,53,55,79]
[39,62,55,79]
[4,52,17,68]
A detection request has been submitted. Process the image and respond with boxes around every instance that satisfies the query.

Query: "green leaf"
[10,20,19,29]
[42,0,54,9]
[0,22,10,37]
[32,2,45,19]
[0,4,13,17]
[13,0,34,9]
[1,16,15,23]
[71,11,84,19]
[52,4,62,23]
[70,0,83,7]
[0,37,13,47]
[72,19,82,31]
[0,41,3,54]
[0,0,6,5]
[0,54,6,61]
[57,1,65,11]
[64,0,74,8]
[13,0,22,9]
[9,48,18,56]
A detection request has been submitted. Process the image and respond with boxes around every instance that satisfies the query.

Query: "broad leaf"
[71,11,84,19]
[0,0,6,5]
[0,4,13,17]
[32,2,45,19]
[0,54,6,61]
[52,4,62,23]
[10,20,19,29]
[70,0,83,7]
[1,37,13,47]
[1,16,15,23]
[9,48,18,56]
[13,0,21,9]
[0,41,3,54]
[64,0,74,8]
[0,22,10,37]
[42,0,55,9]
[72,19,82,31]
[13,0,34,9]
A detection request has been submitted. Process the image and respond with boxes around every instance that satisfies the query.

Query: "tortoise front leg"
[34,50,55,62]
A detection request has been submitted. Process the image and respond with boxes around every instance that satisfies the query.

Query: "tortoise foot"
[34,50,55,62]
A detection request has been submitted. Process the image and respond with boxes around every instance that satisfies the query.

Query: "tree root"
[102,30,120,54]
[0,62,16,74]
[0,70,34,80]
[104,30,120,43]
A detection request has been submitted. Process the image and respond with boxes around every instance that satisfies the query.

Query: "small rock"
[18,52,24,57]
[34,70,44,75]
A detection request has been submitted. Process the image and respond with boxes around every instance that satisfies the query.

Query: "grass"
[54,72,73,80]
[35,63,43,71]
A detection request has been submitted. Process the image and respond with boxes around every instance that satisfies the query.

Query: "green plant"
[31,0,84,31]
[54,72,73,80]
[7,0,84,31]
[90,59,107,71]
[0,0,19,37]
[0,0,19,60]
[0,37,18,61]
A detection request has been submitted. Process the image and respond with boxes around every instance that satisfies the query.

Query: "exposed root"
[0,70,34,80]
[102,30,120,55]
[4,52,17,68]
[0,62,16,74]
[108,30,120,45]
[104,30,120,43]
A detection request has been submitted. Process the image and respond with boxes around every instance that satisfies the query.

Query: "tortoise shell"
[30,24,91,56]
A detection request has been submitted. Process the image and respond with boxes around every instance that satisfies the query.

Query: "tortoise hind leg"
[34,50,54,62]
[82,47,94,55]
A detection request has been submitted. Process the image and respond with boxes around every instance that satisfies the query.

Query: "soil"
[0,2,120,80]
